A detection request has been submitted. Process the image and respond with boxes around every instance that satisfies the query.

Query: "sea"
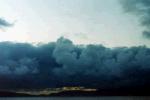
[0,97,149,100]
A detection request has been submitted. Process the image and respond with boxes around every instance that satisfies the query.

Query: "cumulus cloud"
[0,18,13,29]
[120,0,150,39]
[0,37,150,89]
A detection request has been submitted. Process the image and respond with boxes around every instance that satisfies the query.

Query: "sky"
[0,0,150,47]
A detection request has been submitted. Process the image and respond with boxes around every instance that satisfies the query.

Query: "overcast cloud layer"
[0,37,150,89]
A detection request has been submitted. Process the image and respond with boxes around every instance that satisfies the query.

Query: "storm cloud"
[143,31,150,39]
[0,37,150,89]
[0,18,13,29]
[120,0,150,39]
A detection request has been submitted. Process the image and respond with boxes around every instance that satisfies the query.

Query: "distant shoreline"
[0,88,150,97]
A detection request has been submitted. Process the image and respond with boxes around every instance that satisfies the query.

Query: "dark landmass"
[0,91,30,97]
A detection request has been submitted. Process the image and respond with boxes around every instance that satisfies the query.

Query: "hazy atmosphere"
[0,0,150,47]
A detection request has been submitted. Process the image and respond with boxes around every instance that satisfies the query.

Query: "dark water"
[0,97,149,100]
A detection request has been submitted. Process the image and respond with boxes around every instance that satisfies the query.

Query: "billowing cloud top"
[0,37,150,89]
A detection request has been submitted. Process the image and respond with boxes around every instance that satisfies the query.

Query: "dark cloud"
[120,0,150,39]
[143,31,150,39]
[0,18,13,29]
[0,37,150,89]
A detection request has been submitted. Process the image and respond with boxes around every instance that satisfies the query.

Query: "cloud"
[120,0,150,39]
[0,37,150,89]
[143,31,150,39]
[0,18,13,29]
